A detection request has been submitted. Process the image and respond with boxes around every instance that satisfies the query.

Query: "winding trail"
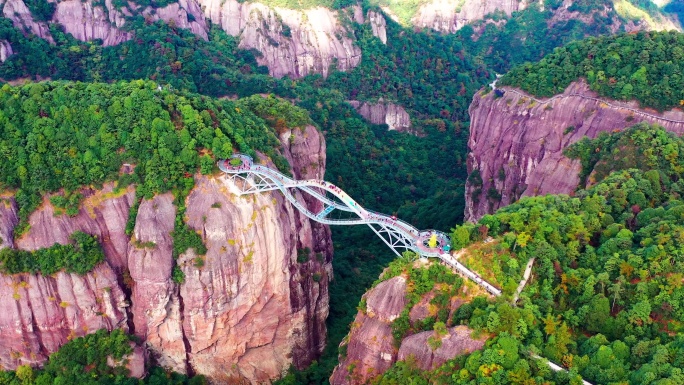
[513,257,536,304]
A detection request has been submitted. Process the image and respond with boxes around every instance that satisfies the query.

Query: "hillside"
[0,1,682,384]
[466,30,684,222]
[336,124,684,384]
[500,31,684,111]
[0,81,333,383]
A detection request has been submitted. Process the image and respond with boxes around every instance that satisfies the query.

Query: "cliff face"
[413,0,529,33]
[1,0,207,47]
[0,188,131,369]
[199,0,361,78]
[0,40,13,62]
[348,100,411,132]
[367,10,387,44]
[330,265,483,385]
[465,80,684,221]
[330,276,407,385]
[0,0,54,43]
[0,126,332,384]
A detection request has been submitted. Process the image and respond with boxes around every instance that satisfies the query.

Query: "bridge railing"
[364,209,420,237]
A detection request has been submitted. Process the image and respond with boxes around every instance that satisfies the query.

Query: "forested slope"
[372,124,684,384]
[500,31,684,110]
[0,1,681,383]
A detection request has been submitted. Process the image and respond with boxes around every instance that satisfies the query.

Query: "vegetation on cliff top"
[0,231,104,275]
[0,80,300,233]
[500,31,684,110]
[0,329,206,385]
[428,124,684,384]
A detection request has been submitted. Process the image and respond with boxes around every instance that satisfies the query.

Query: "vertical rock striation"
[0,40,13,62]
[199,0,361,78]
[347,100,412,132]
[0,126,332,384]
[2,0,207,47]
[465,81,684,222]
[413,0,530,33]
[0,188,131,369]
[330,276,408,385]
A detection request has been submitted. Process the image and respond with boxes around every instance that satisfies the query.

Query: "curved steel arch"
[218,155,501,296]
[219,155,450,256]
[218,154,594,384]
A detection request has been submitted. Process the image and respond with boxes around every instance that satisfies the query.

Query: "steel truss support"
[366,223,416,258]
[229,172,281,195]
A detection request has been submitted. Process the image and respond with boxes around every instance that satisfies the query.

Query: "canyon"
[0,125,332,383]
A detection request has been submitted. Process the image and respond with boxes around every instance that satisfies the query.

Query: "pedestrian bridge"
[218,154,501,296]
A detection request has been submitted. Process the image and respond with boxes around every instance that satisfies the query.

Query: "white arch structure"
[218,154,592,384]
[219,155,452,256]
[219,155,500,296]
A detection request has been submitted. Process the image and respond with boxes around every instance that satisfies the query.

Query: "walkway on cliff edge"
[219,154,593,384]
[218,154,501,296]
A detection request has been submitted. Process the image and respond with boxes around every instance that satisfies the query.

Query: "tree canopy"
[501,31,684,111]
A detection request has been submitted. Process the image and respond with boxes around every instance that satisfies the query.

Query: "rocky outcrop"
[143,0,208,40]
[200,0,361,78]
[53,0,131,46]
[0,0,54,43]
[2,0,206,47]
[547,0,679,33]
[53,0,207,46]
[0,185,133,369]
[330,276,407,385]
[331,266,482,385]
[413,0,530,33]
[368,10,387,44]
[397,325,486,371]
[465,80,684,221]
[348,99,412,132]
[0,263,129,369]
[0,40,13,62]
[0,126,332,383]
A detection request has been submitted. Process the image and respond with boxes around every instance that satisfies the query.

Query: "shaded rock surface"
[200,0,361,78]
[0,0,53,42]
[397,325,486,371]
[2,0,207,46]
[330,276,407,385]
[413,0,529,33]
[0,40,13,62]
[331,269,481,385]
[348,99,411,132]
[465,80,684,221]
[107,343,148,379]
[0,127,332,384]
[368,10,387,44]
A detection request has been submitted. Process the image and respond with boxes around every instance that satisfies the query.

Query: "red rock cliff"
[465,80,684,222]
[0,125,332,384]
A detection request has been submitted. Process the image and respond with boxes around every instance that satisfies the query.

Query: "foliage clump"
[0,81,289,233]
[376,252,464,345]
[440,124,684,384]
[0,231,104,275]
[0,329,207,385]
